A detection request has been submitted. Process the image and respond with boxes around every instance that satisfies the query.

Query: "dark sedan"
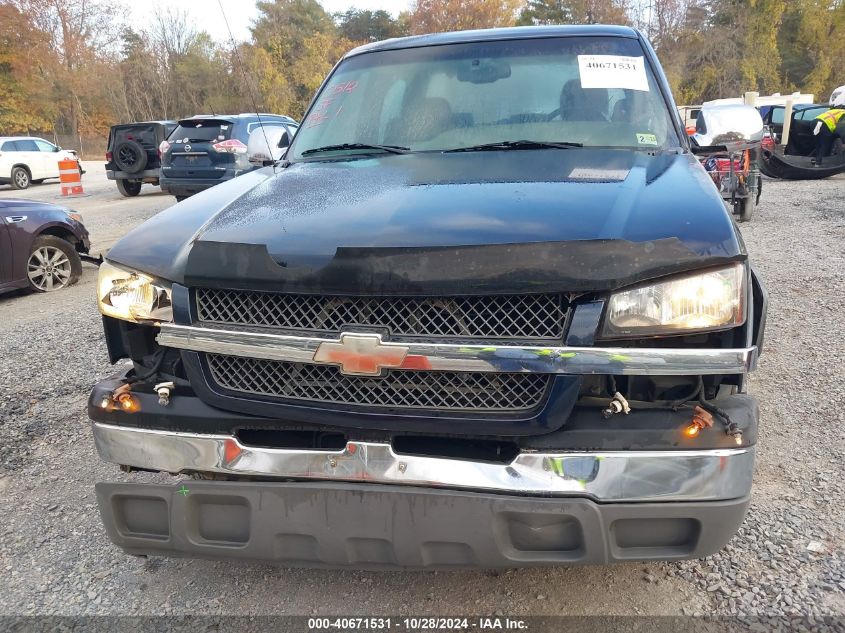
[0,199,91,294]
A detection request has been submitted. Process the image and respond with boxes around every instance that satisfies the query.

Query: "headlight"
[602,264,745,338]
[97,261,173,324]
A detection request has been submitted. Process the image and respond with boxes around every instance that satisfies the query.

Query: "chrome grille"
[206,354,551,412]
[196,289,565,340]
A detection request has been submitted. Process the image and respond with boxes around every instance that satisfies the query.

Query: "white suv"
[0,137,81,190]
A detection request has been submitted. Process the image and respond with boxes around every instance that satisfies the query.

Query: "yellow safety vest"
[815,109,845,132]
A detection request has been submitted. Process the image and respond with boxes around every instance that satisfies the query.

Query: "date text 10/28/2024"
[308,618,529,630]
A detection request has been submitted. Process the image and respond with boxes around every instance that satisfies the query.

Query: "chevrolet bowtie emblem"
[312,333,411,376]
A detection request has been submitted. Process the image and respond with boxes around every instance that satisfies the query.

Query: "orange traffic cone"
[59,158,85,197]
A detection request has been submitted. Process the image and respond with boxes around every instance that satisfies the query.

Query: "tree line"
[1,0,843,152]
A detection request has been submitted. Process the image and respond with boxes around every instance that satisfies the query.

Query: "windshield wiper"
[444,140,583,153]
[301,143,410,156]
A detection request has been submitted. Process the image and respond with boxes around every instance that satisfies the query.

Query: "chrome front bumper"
[92,422,755,503]
[157,323,758,376]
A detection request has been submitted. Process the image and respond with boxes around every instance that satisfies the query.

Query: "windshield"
[290,36,679,159]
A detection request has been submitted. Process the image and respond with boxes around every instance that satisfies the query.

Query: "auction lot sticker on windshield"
[578,55,649,92]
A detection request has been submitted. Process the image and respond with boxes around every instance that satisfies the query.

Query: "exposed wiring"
[587,376,742,444]
[593,376,703,414]
[668,376,703,410]
[581,396,690,412]
[697,397,743,445]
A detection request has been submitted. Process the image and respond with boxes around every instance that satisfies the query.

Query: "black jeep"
[105,121,177,197]
[90,26,766,568]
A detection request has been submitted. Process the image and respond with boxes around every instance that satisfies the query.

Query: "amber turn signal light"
[684,423,701,438]
[684,406,714,439]
[116,392,140,413]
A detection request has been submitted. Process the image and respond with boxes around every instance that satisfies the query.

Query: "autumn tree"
[739,0,786,93]
[408,0,522,34]
[13,0,122,141]
[232,44,296,115]
[778,0,845,98]
[0,3,56,132]
[146,7,201,118]
[172,34,232,116]
[629,0,689,48]
[252,0,335,52]
[113,28,161,122]
[518,0,577,23]
[518,0,630,25]
[336,9,407,42]
[104,8,232,123]
[249,0,352,118]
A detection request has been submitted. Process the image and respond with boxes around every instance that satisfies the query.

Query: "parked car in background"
[159,114,298,201]
[759,103,845,179]
[90,26,766,568]
[677,104,701,133]
[105,121,177,197]
[0,137,82,190]
[704,92,814,109]
[759,103,834,156]
[0,199,91,294]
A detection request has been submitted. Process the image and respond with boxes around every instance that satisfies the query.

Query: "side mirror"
[247,127,290,166]
[54,146,61,152]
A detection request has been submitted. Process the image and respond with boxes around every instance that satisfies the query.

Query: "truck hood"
[107,149,744,294]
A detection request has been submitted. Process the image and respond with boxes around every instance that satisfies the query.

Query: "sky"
[144,0,415,43]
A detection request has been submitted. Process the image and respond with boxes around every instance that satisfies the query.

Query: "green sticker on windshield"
[637,133,658,145]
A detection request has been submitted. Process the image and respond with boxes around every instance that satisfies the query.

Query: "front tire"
[116,179,142,197]
[26,236,82,292]
[11,166,30,190]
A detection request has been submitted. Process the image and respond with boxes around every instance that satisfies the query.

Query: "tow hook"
[155,382,175,407]
[602,392,631,419]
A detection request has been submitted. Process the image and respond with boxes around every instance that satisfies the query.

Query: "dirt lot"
[0,164,843,618]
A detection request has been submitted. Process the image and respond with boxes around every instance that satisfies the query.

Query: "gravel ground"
[0,167,843,620]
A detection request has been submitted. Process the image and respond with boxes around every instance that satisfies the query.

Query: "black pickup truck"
[89,25,766,568]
